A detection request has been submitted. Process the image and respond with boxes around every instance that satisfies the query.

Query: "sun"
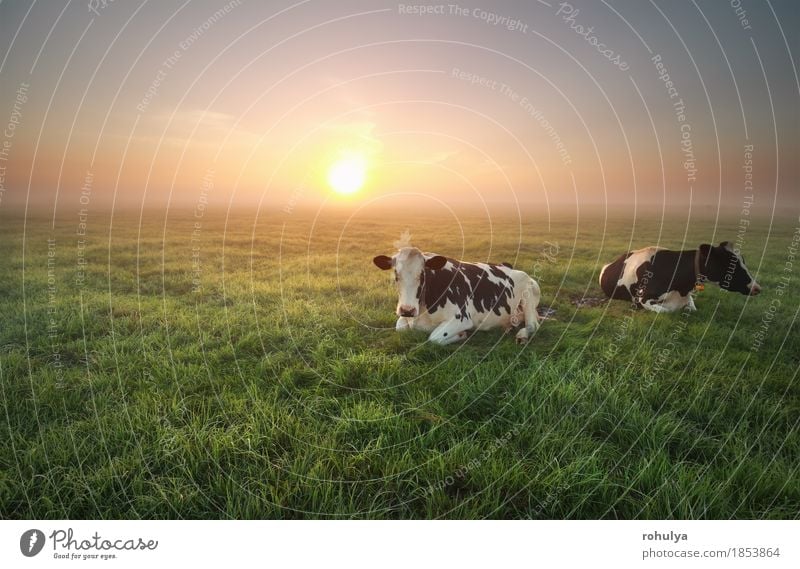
[327,155,367,195]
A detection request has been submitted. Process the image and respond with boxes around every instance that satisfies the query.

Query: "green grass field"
[1,211,798,519]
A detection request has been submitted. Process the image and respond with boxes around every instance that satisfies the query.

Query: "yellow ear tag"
[695,283,705,292]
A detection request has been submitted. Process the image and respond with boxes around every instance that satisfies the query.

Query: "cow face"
[373,247,447,317]
[701,241,761,296]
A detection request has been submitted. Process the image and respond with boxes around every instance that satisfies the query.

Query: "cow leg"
[395,317,411,331]
[632,284,648,308]
[515,278,541,344]
[663,290,693,312]
[686,294,697,312]
[641,298,670,313]
[642,291,684,313]
[428,318,473,345]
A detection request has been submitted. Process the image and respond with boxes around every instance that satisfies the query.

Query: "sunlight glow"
[327,155,367,195]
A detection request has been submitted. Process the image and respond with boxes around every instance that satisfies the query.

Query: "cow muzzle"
[398,305,418,318]
[749,283,762,296]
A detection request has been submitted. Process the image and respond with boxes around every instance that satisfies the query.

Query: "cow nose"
[398,305,417,317]
[750,283,762,296]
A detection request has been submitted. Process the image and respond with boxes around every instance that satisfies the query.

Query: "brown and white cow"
[599,241,761,313]
[373,247,541,345]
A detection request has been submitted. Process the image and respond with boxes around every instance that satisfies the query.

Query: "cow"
[599,241,761,313]
[372,247,541,345]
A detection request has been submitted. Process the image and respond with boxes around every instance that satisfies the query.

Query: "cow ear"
[373,255,393,270]
[719,241,732,251]
[425,255,447,270]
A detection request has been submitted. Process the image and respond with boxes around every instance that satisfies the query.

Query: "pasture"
[1,210,798,519]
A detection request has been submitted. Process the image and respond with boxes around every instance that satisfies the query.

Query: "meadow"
[1,209,798,519]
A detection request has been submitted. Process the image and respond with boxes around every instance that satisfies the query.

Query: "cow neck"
[417,269,428,311]
[694,248,707,284]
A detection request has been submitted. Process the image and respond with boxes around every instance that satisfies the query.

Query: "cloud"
[321,120,383,159]
[132,109,259,149]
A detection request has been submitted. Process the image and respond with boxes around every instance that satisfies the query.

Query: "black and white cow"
[599,241,761,313]
[373,247,541,345]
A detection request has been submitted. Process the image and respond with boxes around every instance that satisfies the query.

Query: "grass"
[0,210,798,519]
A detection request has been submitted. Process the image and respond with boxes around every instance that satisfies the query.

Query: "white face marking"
[393,247,426,316]
[729,247,759,291]
[737,253,759,290]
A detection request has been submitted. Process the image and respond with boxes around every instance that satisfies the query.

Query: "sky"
[0,0,798,219]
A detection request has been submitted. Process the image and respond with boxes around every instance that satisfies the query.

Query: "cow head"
[373,247,447,317]
[699,241,761,296]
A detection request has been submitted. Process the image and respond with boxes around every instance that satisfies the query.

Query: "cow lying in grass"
[599,241,761,313]
[373,247,541,345]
